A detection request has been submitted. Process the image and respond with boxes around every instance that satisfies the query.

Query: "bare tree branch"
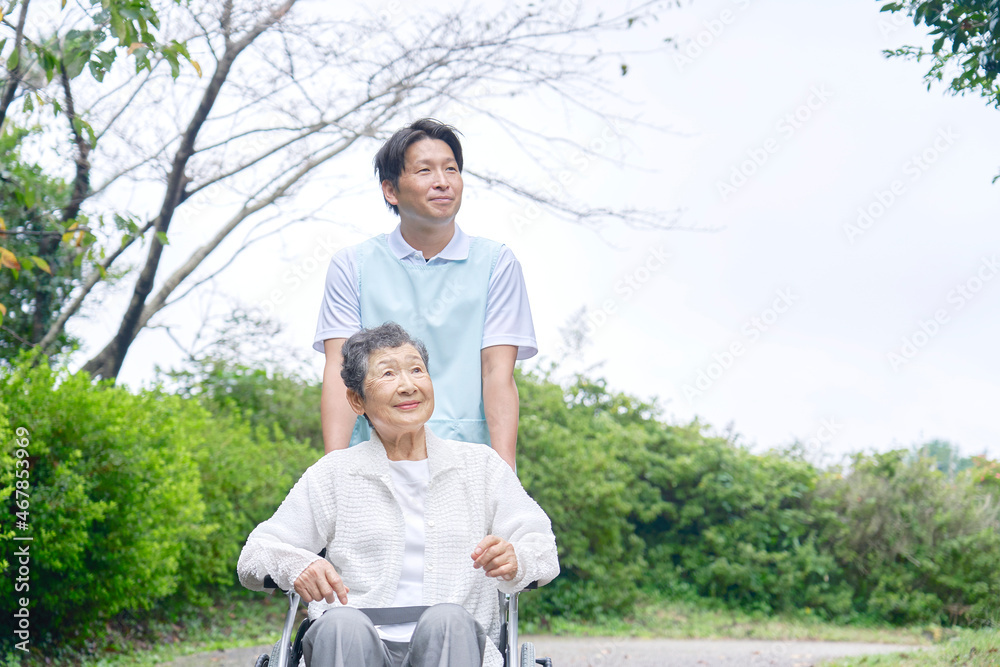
[7,0,679,378]
[82,0,299,378]
[93,64,163,143]
[27,59,91,343]
[36,218,155,353]
[161,197,335,310]
[59,64,91,224]
[133,132,361,333]
[0,0,32,127]
[469,168,679,229]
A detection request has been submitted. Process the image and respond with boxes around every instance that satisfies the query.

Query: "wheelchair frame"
[253,576,552,667]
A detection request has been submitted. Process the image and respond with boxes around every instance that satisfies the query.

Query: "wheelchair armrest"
[262,548,326,592]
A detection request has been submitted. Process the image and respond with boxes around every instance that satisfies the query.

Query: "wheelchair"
[252,564,552,667]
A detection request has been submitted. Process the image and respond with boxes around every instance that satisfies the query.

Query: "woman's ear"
[346,389,366,417]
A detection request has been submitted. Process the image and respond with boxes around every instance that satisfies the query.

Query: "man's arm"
[481,344,519,470]
[322,338,358,454]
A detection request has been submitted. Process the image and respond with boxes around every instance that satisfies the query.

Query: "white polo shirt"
[313,224,537,359]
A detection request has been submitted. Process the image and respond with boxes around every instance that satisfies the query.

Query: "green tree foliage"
[2,0,195,157]
[1,0,195,348]
[159,309,324,449]
[9,0,666,380]
[911,438,974,477]
[637,434,851,617]
[513,369,853,620]
[1,0,195,121]
[880,1,1000,108]
[818,450,1000,625]
[517,371,667,619]
[516,369,998,625]
[165,359,323,451]
[0,129,81,360]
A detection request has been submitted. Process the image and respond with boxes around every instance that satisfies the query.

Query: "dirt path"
[164,636,928,666]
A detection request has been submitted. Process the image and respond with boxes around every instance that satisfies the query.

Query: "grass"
[820,628,999,666]
[519,594,930,645]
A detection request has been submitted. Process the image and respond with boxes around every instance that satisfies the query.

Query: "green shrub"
[0,408,14,573]
[517,371,1000,627]
[157,355,320,598]
[970,455,1000,497]
[636,426,851,616]
[164,357,323,450]
[819,450,1000,626]
[0,354,318,647]
[0,357,207,637]
[517,372,665,619]
[173,412,317,602]
[514,371,856,621]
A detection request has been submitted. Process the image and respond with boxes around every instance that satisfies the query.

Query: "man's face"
[382,139,463,226]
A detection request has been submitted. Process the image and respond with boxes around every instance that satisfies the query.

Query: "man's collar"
[387,224,470,261]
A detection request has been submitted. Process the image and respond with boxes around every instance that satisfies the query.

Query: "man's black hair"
[373,118,464,215]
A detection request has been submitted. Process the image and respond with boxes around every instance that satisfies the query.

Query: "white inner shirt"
[379,458,430,642]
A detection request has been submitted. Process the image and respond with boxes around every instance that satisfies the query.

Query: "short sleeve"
[482,246,537,360]
[313,247,362,353]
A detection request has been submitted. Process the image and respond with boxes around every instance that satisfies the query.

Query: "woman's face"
[354,344,434,439]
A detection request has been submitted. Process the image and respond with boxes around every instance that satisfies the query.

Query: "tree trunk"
[31,63,93,344]
[80,53,235,379]
[0,0,31,128]
[81,1,297,379]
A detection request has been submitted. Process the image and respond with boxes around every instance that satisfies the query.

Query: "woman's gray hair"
[340,322,430,401]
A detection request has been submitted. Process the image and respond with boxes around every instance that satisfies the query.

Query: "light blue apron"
[349,234,501,447]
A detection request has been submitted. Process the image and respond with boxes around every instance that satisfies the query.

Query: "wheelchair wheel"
[269,639,288,667]
[253,654,268,667]
[520,641,535,667]
[291,618,311,667]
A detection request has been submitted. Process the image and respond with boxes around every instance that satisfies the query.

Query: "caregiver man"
[314,118,537,469]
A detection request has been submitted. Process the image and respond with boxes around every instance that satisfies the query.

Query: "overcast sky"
[83,0,1000,463]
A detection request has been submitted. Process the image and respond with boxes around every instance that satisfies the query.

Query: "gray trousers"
[302,603,487,667]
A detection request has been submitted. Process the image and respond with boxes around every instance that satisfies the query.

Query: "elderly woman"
[238,322,559,667]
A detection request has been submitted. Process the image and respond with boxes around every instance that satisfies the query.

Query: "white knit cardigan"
[237,429,559,667]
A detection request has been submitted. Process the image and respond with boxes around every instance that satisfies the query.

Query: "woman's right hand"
[294,559,349,605]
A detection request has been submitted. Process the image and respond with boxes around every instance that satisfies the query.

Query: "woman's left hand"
[471,535,518,581]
